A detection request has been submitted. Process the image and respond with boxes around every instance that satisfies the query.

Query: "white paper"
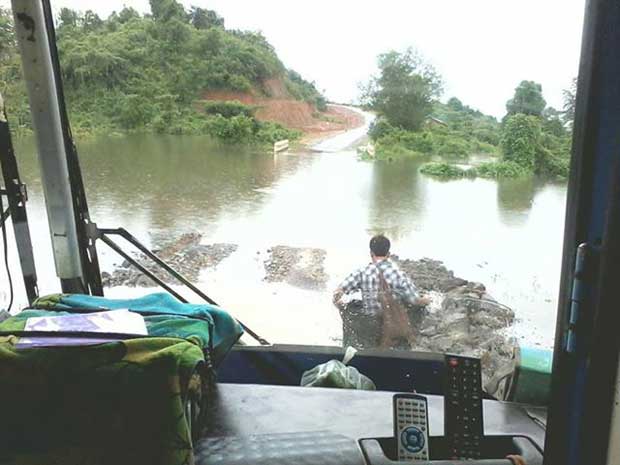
[17,309,147,348]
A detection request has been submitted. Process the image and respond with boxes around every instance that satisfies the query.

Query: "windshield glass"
[1,1,584,381]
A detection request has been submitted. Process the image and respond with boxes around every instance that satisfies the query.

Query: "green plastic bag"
[300,347,376,390]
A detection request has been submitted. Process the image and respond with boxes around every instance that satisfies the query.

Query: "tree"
[542,107,566,137]
[501,114,542,169]
[58,7,80,29]
[363,48,443,131]
[82,10,103,32]
[0,7,15,60]
[150,0,186,22]
[189,6,224,29]
[506,80,546,117]
[447,97,463,111]
[562,77,577,126]
[118,7,140,23]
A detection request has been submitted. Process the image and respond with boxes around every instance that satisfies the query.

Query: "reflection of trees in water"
[496,176,542,226]
[367,160,426,240]
[15,134,303,235]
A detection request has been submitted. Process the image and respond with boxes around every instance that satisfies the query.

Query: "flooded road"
[3,111,566,348]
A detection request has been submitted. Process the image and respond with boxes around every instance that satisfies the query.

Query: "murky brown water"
[3,125,566,348]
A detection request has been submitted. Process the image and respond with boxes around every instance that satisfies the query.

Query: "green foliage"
[0,7,14,59]
[1,1,325,143]
[542,107,566,137]
[501,114,541,169]
[203,114,299,144]
[203,100,256,118]
[368,117,397,140]
[500,114,570,179]
[255,120,301,144]
[536,145,570,179]
[117,94,155,128]
[362,48,443,131]
[204,114,255,140]
[562,77,577,126]
[506,80,546,117]
[420,162,471,178]
[370,100,501,161]
[435,137,468,157]
[150,0,186,22]
[476,161,527,178]
[189,6,224,30]
[286,70,326,110]
[447,97,464,111]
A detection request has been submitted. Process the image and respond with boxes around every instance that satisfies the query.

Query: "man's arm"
[333,270,361,306]
[399,273,430,307]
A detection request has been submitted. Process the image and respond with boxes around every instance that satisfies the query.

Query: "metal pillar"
[11,0,102,294]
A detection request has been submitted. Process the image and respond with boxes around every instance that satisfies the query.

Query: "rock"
[263,245,328,290]
[392,256,469,292]
[102,233,238,287]
[395,281,518,386]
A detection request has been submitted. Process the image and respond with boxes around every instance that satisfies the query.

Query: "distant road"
[311,106,375,153]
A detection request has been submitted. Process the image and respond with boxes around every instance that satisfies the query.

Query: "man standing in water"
[332,234,430,348]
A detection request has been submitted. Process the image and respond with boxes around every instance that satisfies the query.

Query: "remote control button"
[401,426,425,453]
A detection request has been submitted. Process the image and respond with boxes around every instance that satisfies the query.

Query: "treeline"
[0,1,325,143]
[362,48,574,180]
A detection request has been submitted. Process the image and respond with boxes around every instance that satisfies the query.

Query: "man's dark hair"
[370,234,391,257]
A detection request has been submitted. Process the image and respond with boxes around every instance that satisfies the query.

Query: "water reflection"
[368,159,427,239]
[7,133,567,348]
[68,135,303,237]
[496,176,540,226]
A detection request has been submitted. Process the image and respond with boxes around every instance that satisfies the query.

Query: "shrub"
[476,161,527,178]
[472,139,498,154]
[374,139,422,160]
[399,130,435,154]
[436,137,469,157]
[368,117,396,141]
[204,100,256,118]
[420,162,472,178]
[204,114,255,141]
[255,120,300,143]
[536,146,570,179]
[117,94,155,129]
[501,114,542,169]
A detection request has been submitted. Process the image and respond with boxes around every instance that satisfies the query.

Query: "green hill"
[0,0,325,142]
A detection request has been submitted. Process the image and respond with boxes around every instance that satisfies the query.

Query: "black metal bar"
[98,228,269,345]
[99,234,189,304]
[100,228,217,305]
[0,94,39,304]
[0,207,9,225]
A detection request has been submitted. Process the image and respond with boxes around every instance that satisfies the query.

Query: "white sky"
[2,0,585,118]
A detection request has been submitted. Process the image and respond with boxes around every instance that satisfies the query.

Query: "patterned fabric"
[339,258,419,315]
[0,292,244,465]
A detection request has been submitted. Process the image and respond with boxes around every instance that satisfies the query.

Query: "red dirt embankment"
[203,78,364,143]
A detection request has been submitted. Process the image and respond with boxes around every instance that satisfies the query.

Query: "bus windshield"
[0,0,584,384]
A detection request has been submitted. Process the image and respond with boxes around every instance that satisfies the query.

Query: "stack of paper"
[17,309,148,348]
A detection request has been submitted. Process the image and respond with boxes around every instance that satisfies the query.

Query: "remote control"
[444,354,484,460]
[394,393,430,462]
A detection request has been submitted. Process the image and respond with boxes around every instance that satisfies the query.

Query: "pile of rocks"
[263,245,328,290]
[102,233,237,287]
[413,282,516,384]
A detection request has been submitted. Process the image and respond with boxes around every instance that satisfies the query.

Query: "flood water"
[2,114,566,348]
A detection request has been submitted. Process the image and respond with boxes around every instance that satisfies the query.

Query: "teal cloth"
[31,292,243,364]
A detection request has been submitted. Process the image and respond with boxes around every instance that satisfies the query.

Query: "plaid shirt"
[339,258,419,315]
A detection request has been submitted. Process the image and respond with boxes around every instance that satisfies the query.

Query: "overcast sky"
[3,0,585,118]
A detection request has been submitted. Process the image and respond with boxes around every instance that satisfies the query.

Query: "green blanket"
[0,293,243,465]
